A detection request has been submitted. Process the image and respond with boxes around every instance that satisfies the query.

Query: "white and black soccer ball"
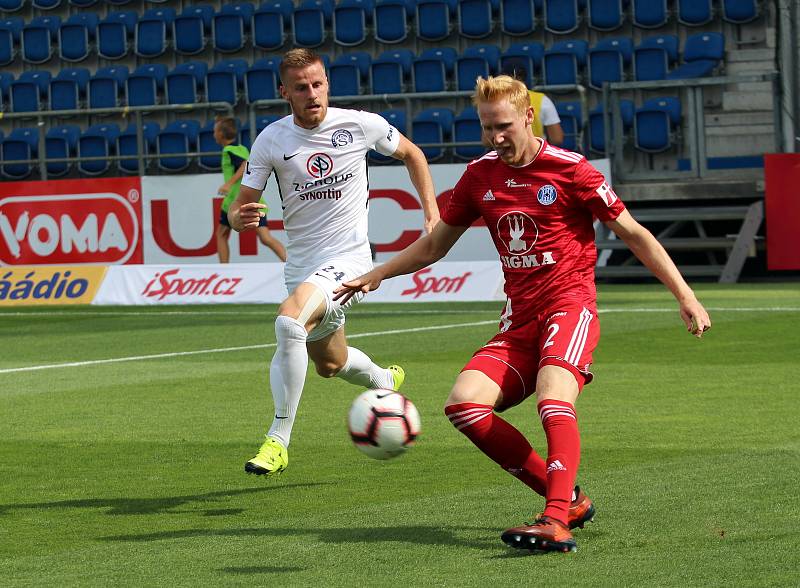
[348,389,421,460]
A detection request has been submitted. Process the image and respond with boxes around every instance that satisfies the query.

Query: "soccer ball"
[347,389,421,460]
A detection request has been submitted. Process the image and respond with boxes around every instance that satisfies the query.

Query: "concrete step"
[726,48,775,62]
[723,91,773,111]
[731,81,773,92]
[706,129,776,157]
[705,111,774,126]
[725,60,776,76]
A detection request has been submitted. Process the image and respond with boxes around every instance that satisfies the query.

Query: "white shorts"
[284,256,374,342]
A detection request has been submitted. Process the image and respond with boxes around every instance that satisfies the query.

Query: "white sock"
[267,315,309,447]
[335,346,393,390]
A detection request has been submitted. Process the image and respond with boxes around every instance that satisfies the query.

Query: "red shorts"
[462,304,599,411]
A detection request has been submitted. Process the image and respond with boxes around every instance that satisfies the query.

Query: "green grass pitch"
[1,283,799,586]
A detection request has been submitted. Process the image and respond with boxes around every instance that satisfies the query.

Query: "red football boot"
[568,485,595,530]
[501,516,577,553]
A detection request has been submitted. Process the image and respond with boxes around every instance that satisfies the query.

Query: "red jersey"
[442,141,626,322]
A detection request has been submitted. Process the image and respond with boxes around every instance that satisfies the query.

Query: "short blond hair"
[280,48,324,84]
[472,75,530,116]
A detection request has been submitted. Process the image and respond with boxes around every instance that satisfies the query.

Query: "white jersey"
[241,107,400,273]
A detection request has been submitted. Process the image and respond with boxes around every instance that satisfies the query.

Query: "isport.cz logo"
[142,268,243,301]
[400,267,473,299]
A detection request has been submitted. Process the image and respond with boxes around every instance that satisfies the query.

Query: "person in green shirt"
[214,117,287,263]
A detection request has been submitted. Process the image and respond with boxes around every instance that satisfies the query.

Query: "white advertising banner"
[367,261,504,303]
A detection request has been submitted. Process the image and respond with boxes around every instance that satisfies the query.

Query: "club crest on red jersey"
[496,211,538,255]
[537,184,558,205]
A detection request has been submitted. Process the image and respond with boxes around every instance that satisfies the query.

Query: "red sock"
[538,399,580,526]
[445,403,547,495]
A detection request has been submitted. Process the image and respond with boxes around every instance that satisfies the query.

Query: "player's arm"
[545,122,564,146]
[227,184,267,232]
[333,221,466,304]
[391,134,440,234]
[605,209,711,337]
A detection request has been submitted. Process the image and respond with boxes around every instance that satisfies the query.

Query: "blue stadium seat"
[293,0,330,47]
[213,3,254,53]
[667,32,725,79]
[677,0,713,26]
[1,127,38,179]
[32,0,61,9]
[70,0,97,6]
[588,99,633,153]
[135,7,175,58]
[500,0,535,36]
[241,114,282,147]
[456,44,500,91]
[0,17,22,66]
[0,71,13,108]
[98,11,136,60]
[369,108,406,163]
[722,0,759,23]
[157,119,201,172]
[544,0,585,34]
[253,1,291,50]
[198,120,222,171]
[50,67,90,111]
[458,0,495,39]
[416,0,455,42]
[588,37,632,90]
[454,106,484,160]
[632,0,668,28]
[22,16,60,64]
[555,101,583,151]
[412,108,454,161]
[634,34,678,81]
[206,59,248,105]
[10,70,51,113]
[78,123,121,176]
[501,42,544,85]
[587,0,627,30]
[0,0,24,9]
[370,49,413,94]
[330,51,371,96]
[45,124,80,177]
[166,61,208,105]
[174,5,213,55]
[58,13,97,62]
[543,39,588,86]
[634,96,681,152]
[374,0,412,43]
[117,121,160,173]
[88,65,128,109]
[126,63,168,107]
[334,0,373,46]
[413,47,457,92]
[245,58,280,103]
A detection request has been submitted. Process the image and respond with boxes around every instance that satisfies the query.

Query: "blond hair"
[472,75,530,116]
[280,48,324,84]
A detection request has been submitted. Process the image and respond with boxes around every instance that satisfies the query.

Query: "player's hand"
[229,202,266,232]
[333,272,384,305]
[680,298,711,338]
[217,184,230,196]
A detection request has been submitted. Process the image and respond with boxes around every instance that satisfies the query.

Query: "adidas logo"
[483,190,495,201]
[547,459,567,473]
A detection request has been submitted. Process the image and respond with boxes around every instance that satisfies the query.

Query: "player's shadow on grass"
[0,483,327,516]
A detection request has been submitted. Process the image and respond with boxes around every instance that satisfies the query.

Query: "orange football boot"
[568,485,595,530]
[501,516,577,553]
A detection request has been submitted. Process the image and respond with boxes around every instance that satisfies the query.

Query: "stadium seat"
[334,0,373,46]
[293,0,329,47]
[45,124,80,177]
[88,65,128,110]
[70,0,97,6]
[78,123,121,176]
[1,127,38,180]
[98,11,137,60]
[416,0,455,42]
[50,67,90,111]
[412,108,454,161]
[213,3,254,53]
[330,51,371,96]
[501,42,545,86]
[453,106,484,160]
[667,32,725,79]
[722,0,759,23]
[500,0,535,35]
[32,0,61,9]
[0,17,22,66]
[544,0,584,34]
[555,101,583,151]
[413,47,457,92]
[634,96,681,152]
[198,120,222,171]
[458,0,495,39]
[174,5,213,55]
[587,0,627,30]
[588,37,632,90]
[677,0,714,26]
[588,99,633,153]
[58,13,98,62]
[117,121,160,173]
[0,71,13,109]
[634,34,678,81]
[374,0,412,43]
[166,61,208,105]
[0,0,24,9]
[253,1,291,50]
[135,7,175,58]
[206,59,248,105]
[10,70,51,113]
[632,0,668,28]
[245,58,281,103]
[22,16,60,64]
[126,63,167,107]
[456,44,500,91]
[369,108,406,163]
[543,39,588,86]
[157,119,201,172]
[240,114,282,147]
[371,49,413,94]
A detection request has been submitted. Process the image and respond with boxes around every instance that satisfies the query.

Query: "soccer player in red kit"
[334,75,711,553]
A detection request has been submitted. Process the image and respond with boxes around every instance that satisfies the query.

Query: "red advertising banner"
[0,178,143,266]
[764,154,800,270]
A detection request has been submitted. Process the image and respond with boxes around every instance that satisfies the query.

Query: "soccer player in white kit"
[228,49,440,476]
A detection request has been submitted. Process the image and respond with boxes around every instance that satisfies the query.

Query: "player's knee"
[313,359,343,378]
[274,315,307,343]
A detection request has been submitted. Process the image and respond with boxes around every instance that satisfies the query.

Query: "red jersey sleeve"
[572,158,626,222]
[441,165,481,227]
